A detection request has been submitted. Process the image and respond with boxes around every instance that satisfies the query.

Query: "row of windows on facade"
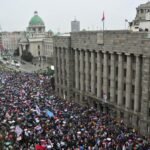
[29,28,44,32]
[56,74,142,109]
[137,9,150,14]
[56,59,142,84]
[56,70,139,90]
[44,45,53,50]
[56,52,142,67]
[55,48,142,62]
[57,68,140,90]
[56,59,141,74]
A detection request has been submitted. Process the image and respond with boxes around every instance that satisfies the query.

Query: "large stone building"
[19,11,53,60]
[54,2,150,136]
[0,32,3,52]
[2,31,24,52]
[131,1,150,31]
[71,19,80,32]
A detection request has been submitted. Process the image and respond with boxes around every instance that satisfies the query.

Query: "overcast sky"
[0,0,149,33]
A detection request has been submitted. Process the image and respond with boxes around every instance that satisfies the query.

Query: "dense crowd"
[0,71,150,150]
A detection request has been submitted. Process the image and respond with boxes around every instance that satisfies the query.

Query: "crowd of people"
[0,70,150,150]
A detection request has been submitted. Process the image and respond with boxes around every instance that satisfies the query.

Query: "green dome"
[29,11,44,26]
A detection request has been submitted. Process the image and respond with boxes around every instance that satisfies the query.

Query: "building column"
[54,47,58,93]
[58,48,61,97]
[85,50,89,92]
[75,50,79,90]
[103,51,108,101]
[134,55,140,112]
[19,45,22,56]
[66,48,70,100]
[61,48,65,99]
[80,50,84,103]
[117,53,123,106]
[97,51,102,98]
[61,48,65,87]
[80,50,84,91]
[125,53,132,109]
[91,51,95,94]
[140,56,150,135]
[110,52,115,103]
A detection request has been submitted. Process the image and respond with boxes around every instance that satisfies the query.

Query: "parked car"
[11,61,16,66]
[15,63,20,67]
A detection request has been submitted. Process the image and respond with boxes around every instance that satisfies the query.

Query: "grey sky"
[0,0,149,33]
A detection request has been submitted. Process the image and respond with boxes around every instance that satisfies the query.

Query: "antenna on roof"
[34,11,38,15]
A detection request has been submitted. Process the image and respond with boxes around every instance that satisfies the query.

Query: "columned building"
[2,31,24,51]
[130,1,150,31]
[0,32,3,52]
[19,11,53,60]
[53,30,150,136]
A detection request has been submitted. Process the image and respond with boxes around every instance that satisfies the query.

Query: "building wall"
[19,33,53,59]
[29,41,43,57]
[2,32,23,51]
[43,37,53,58]
[0,32,3,51]
[71,20,80,32]
[54,30,150,136]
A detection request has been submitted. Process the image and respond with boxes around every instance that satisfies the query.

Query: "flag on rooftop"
[102,11,105,21]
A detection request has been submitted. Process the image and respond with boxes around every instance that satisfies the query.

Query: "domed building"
[19,11,53,61]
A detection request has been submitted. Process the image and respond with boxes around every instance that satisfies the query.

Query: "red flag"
[102,12,105,21]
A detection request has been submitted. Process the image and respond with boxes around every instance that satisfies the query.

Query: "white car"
[6,61,10,64]
[11,61,15,66]
[15,63,20,67]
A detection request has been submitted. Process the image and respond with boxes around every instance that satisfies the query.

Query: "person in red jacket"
[35,144,47,150]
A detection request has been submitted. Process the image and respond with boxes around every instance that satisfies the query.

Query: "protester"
[0,70,150,149]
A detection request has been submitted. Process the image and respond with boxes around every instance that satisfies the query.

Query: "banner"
[36,105,41,115]
[15,125,23,137]
[46,110,54,118]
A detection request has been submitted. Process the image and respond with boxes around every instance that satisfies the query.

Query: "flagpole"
[102,11,105,44]
[103,20,105,44]
[103,18,104,31]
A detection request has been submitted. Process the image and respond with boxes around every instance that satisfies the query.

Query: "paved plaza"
[0,55,51,73]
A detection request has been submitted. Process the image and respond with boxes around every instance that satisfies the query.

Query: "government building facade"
[19,11,53,61]
[54,2,150,136]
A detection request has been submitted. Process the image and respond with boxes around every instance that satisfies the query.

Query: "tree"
[14,48,19,56]
[21,51,33,62]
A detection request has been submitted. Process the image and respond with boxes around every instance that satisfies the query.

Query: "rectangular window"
[124,83,126,91]
[123,97,125,106]
[131,99,134,110]
[124,69,126,77]
[115,95,117,104]
[116,67,118,76]
[132,85,135,93]
[124,55,127,62]
[141,9,143,13]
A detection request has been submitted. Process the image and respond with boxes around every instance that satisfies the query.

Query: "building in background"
[71,18,80,32]
[130,1,150,31]
[19,11,53,61]
[54,1,150,136]
[2,31,24,53]
[0,32,3,53]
